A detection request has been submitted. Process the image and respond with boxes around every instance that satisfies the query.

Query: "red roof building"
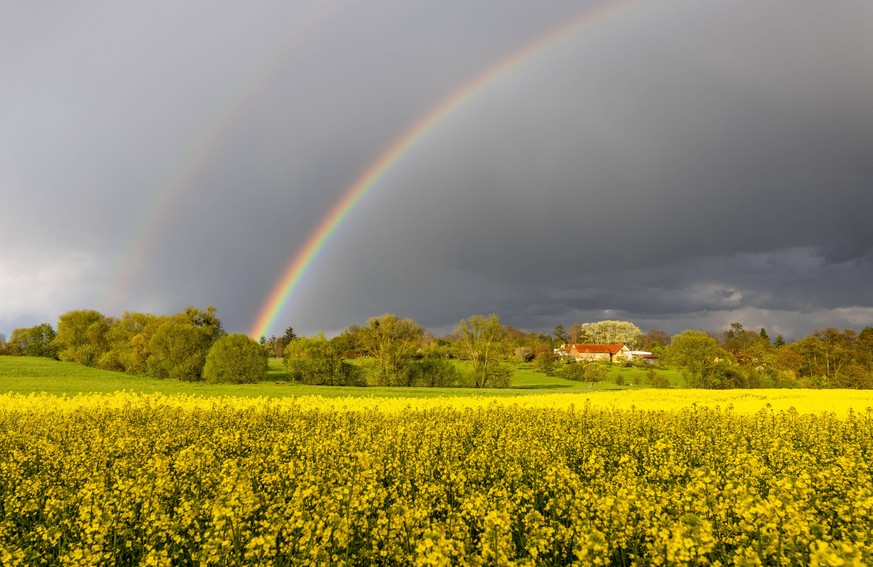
[559,343,632,362]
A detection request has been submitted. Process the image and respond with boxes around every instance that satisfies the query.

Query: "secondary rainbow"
[102,0,339,313]
[249,0,636,339]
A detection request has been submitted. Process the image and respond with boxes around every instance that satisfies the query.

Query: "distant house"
[558,343,633,363]
[628,350,659,365]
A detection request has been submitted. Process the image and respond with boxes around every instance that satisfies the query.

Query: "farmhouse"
[558,343,633,363]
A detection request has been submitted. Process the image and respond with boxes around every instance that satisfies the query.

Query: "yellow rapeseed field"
[1,389,872,565]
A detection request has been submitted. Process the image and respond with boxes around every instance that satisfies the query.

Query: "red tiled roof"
[562,343,627,355]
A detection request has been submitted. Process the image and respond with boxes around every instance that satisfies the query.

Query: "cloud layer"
[3,0,872,340]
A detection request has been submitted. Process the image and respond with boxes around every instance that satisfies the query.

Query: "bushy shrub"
[147,321,214,381]
[534,351,558,376]
[647,369,671,388]
[203,334,267,384]
[410,355,461,387]
[284,334,363,386]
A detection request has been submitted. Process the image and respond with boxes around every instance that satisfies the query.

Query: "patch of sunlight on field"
[3,388,873,416]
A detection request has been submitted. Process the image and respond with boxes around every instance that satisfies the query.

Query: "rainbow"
[102,0,340,313]
[249,0,636,339]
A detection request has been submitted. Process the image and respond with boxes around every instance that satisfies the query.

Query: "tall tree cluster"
[658,323,873,389]
[5,306,265,383]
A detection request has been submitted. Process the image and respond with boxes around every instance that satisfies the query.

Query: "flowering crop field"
[2,391,873,566]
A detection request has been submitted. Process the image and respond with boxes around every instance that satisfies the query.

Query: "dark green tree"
[267,327,299,358]
[409,352,461,387]
[553,324,566,346]
[8,324,57,358]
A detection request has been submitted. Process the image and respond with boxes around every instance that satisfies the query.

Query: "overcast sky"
[3,0,873,341]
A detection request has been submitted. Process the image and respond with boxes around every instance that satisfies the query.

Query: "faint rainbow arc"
[102,0,340,313]
[249,0,635,339]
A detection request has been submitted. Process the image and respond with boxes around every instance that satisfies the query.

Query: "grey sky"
[2,0,872,341]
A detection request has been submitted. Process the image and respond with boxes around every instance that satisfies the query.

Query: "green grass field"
[0,356,684,397]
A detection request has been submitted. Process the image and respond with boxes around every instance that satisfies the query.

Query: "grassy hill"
[0,356,683,398]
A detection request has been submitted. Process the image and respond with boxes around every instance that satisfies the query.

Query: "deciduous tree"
[409,351,461,387]
[53,309,109,366]
[362,314,424,386]
[8,324,57,358]
[575,320,642,347]
[203,334,267,384]
[100,311,166,373]
[284,334,362,386]
[455,314,511,388]
[147,307,222,381]
[664,330,739,388]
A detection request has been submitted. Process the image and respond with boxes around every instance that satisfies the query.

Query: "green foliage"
[262,327,299,358]
[534,350,558,376]
[284,334,363,386]
[409,354,461,387]
[513,346,535,362]
[664,330,740,389]
[647,370,671,388]
[720,322,773,370]
[148,317,217,381]
[203,334,267,384]
[794,327,873,388]
[460,361,512,388]
[8,324,58,358]
[331,324,367,359]
[147,306,223,381]
[559,361,586,382]
[584,363,608,385]
[177,306,223,342]
[53,309,109,366]
[553,323,566,346]
[362,314,424,386]
[99,311,166,374]
[559,361,608,389]
[455,314,512,388]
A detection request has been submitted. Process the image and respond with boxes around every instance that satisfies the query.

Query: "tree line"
[282,314,515,388]
[0,307,266,384]
[3,311,873,389]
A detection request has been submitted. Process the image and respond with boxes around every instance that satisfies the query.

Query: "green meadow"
[0,356,683,398]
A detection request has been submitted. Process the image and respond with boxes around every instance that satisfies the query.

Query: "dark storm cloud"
[2,0,872,340]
